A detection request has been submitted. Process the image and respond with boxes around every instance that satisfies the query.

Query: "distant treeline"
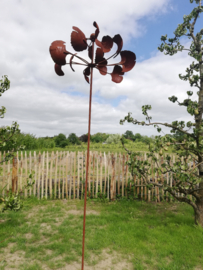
[0,128,186,151]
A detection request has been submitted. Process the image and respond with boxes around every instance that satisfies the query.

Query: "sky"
[0,0,202,138]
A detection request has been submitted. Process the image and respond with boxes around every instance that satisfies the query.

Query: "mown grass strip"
[0,196,203,270]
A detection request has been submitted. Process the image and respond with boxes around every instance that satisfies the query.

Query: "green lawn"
[0,197,203,270]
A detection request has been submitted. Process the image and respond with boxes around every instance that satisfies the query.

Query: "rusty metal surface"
[12,156,18,193]
[49,21,136,270]
[81,41,94,269]
[49,21,136,83]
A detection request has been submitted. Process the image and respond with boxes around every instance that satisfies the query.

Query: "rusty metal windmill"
[49,21,136,270]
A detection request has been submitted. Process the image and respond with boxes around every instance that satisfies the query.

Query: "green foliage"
[36,136,55,149]
[0,75,36,213]
[0,129,156,153]
[55,133,66,144]
[141,135,152,144]
[0,178,35,213]
[0,75,10,95]
[54,133,69,148]
[120,0,203,226]
[0,75,10,118]
[173,130,187,142]
[90,132,110,143]
[67,133,81,145]
[0,124,22,153]
[123,130,134,141]
[105,133,121,144]
[0,76,24,161]
[0,190,22,212]
[134,133,142,141]
[79,133,88,142]
[0,132,56,151]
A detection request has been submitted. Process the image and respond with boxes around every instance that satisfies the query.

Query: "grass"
[0,196,203,270]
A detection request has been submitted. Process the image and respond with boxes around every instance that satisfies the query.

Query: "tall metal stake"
[81,42,94,270]
[49,21,136,270]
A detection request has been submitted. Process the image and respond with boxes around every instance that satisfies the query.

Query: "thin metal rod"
[81,42,94,270]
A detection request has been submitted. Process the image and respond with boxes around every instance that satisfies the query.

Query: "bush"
[105,134,121,144]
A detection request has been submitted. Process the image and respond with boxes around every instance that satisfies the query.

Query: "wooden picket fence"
[0,151,196,202]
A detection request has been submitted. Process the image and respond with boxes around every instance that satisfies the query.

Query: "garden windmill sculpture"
[49,21,136,270]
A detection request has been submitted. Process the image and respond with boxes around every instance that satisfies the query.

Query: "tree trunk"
[194,199,203,227]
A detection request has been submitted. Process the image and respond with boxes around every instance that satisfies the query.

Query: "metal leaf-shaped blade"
[49,40,68,65]
[93,21,99,39]
[71,26,87,52]
[113,34,123,57]
[95,39,102,49]
[111,65,124,83]
[55,64,64,76]
[95,48,104,63]
[90,22,100,42]
[97,65,107,76]
[95,48,107,75]
[95,48,107,64]
[83,67,91,83]
[95,35,113,53]
[120,51,136,72]
[88,46,93,60]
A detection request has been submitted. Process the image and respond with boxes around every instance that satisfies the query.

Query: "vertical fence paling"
[77,152,79,199]
[29,151,32,196]
[0,150,198,202]
[45,151,48,199]
[2,152,5,196]
[20,152,23,194]
[88,153,91,196]
[33,153,36,197]
[92,153,95,198]
[69,152,72,200]
[12,156,17,193]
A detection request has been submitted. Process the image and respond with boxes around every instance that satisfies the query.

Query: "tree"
[0,76,34,213]
[54,133,70,148]
[59,139,69,148]
[105,134,121,144]
[91,133,109,143]
[1,132,39,151]
[36,136,56,149]
[67,133,81,145]
[54,133,66,147]
[0,76,23,161]
[123,130,135,141]
[173,130,187,142]
[120,0,203,226]
[134,133,142,142]
[91,133,102,143]
[0,131,56,151]
[79,134,88,143]
[141,135,151,144]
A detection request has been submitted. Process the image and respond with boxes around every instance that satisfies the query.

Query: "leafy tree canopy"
[123,130,135,141]
[105,134,121,144]
[79,134,88,143]
[0,76,34,213]
[67,133,81,145]
[134,133,142,141]
[120,0,203,226]
[91,133,109,143]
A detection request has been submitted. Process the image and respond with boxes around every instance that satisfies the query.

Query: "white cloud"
[0,0,197,138]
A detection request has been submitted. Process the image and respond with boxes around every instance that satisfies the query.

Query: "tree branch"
[189,6,201,46]
[122,116,195,139]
